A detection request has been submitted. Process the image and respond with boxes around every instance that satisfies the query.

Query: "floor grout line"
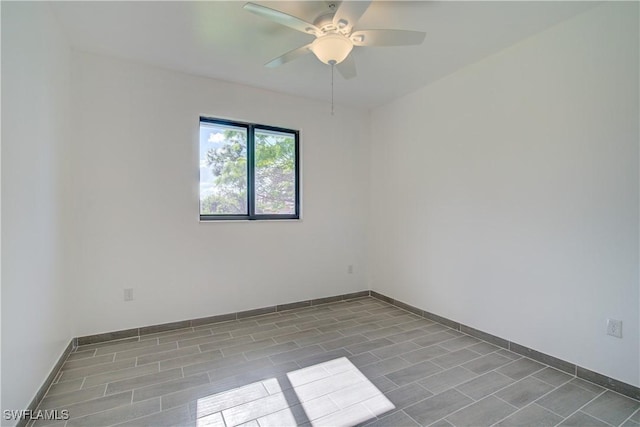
[557,388,614,427]
[620,409,640,427]
[492,393,520,411]
[487,402,536,427]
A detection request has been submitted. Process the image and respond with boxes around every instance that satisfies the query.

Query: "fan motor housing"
[314,12,338,33]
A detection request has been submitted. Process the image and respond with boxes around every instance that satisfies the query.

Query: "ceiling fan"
[243,1,426,79]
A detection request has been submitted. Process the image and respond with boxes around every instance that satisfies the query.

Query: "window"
[199,117,300,220]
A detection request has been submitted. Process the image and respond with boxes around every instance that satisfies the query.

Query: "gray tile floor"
[32,297,639,427]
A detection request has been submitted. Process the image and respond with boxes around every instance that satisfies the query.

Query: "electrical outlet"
[606,318,622,338]
[124,288,134,301]
[347,265,353,274]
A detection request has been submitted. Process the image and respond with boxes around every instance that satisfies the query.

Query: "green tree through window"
[199,118,299,220]
[255,130,296,214]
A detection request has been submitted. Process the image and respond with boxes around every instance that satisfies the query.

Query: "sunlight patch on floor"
[196,357,395,426]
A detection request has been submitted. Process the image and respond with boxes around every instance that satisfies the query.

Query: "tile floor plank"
[64,391,134,420]
[132,372,210,402]
[175,332,232,349]
[83,363,160,388]
[94,340,160,356]
[195,382,269,418]
[243,341,300,361]
[65,349,98,361]
[494,376,555,408]
[455,371,514,400]
[431,349,482,370]
[136,345,201,366]
[62,353,115,370]
[38,384,107,410]
[461,353,513,374]
[272,328,321,344]
[197,335,254,353]
[363,410,419,427]
[413,332,459,348]
[114,342,178,361]
[386,360,443,387]
[65,397,161,427]
[106,368,184,395]
[533,367,573,387]
[535,382,600,417]
[582,390,640,426]
[418,367,478,395]
[113,405,191,427]
[360,356,412,379]
[496,358,545,381]
[370,341,421,360]
[386,383,434,409]
[445,395,516,426]
[404,389,474,426]
[158,329,211,344]
[401,345,450,365]
[45,378,85,397]
[495,404,563,427]
[559,411,610,427]
[439,336,481,352]
[59,359,137,382]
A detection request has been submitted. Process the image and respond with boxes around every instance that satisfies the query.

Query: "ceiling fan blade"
[333,0,371,34]
[244,3,320,36]
[351,29,426,47]
[336,55,357,80]
[265,43,312,68]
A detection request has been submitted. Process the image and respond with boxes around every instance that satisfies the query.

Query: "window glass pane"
[254,129,296,215]
[199,122,248,215]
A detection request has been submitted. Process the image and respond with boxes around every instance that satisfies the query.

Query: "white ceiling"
[50,1,596,109]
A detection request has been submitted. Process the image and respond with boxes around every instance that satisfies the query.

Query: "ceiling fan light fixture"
[310,33,353,65]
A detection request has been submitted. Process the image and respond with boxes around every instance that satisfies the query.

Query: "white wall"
[1,1,72,420]
[69,52,370,336]
[369,2,639,386]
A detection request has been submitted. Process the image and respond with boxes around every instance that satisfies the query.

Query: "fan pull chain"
[331,62,335,116]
